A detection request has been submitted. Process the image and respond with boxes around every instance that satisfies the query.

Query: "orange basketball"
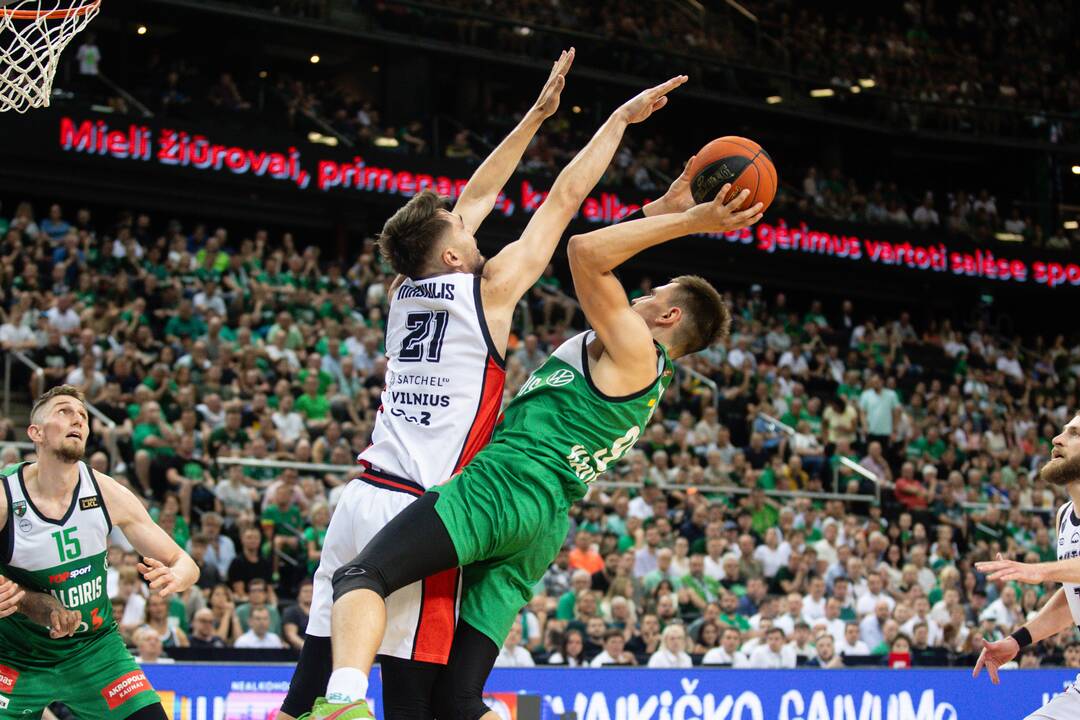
[687,136,777,212]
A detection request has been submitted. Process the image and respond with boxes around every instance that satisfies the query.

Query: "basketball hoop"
[0,0,100,113]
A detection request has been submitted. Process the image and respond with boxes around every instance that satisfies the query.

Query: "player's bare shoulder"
[91,470,144,527]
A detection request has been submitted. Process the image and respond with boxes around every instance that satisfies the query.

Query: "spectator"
[569,529,604,574]
[836,622,870,656]
[494,625,535,667]
[228,528,274,594]
[133,627,174,664]
[188,608,227,649]
[805,634,843,668]
[208,584,243,646]
[283,579,313,652]
[197,512,236,577]
[236,578,284,634]
[234,606,285,649]
[748,627,797,668]
[590,629,637,667]
[75,33,101,77]
[703,627,748,666]
[547,629,588,666]
[647,624,693,668]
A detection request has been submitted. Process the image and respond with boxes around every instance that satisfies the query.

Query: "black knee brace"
[331,556,391,602]
[329,491,458,604]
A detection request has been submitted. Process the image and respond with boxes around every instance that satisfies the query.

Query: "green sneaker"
[296,696,374,720]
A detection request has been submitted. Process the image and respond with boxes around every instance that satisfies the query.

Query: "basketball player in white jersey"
[279,47,691,718]
[973,413,1080,718]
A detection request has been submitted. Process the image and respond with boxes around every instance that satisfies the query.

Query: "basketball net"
[0,0,100,113]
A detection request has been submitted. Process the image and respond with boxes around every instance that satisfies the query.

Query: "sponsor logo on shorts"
[101,670,150,710]
[49,564,93,585]
[79,495,100,510]
[0,665,18,692]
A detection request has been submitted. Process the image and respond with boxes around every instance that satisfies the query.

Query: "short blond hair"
[30,384,86,425]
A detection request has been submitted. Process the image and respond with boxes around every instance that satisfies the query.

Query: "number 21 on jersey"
[400,311,449,362]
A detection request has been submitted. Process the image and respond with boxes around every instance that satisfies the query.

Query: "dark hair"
[604,629,624,642]
[378,189,452,278]
[562,629,585,659]
[30,384,86,425]
[669,275,730,356]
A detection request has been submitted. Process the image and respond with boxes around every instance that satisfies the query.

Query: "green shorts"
[0,630,160,719]
[432,453,569,647]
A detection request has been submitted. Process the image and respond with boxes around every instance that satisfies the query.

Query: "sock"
[325,667,368,704]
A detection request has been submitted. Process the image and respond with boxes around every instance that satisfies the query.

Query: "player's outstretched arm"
[97,472,199,596]
[566,186,761,366]
[976,551,1080,585]
[483,75,688,316]
[973,587,1070,684]
[452,49,574,234]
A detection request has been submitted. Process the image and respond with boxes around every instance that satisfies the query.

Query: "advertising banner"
[141,663,1079,720]
[1,108,1077,297]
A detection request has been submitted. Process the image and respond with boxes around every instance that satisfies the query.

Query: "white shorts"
[307,474,461,664]
[1026,684,1080,720]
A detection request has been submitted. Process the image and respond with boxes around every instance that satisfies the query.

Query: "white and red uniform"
[1023,501,1080,720]
[307,272,504,664]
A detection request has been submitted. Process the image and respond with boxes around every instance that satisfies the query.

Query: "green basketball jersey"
[0,461,115,667]
[490,331,673,502]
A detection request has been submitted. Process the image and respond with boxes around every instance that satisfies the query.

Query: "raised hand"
[684,184,764,234]
[616,75,688,125]
[972,636,1019,685]
[0,576,25,619]
[648,155,697,215]
[48,605,82,639]
[533,48,575,119]
[138,556,183,597]
[975,553,1047,585]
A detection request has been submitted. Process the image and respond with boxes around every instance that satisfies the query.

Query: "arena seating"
[0,196,1076,671]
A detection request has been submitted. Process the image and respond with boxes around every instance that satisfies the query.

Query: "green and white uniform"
[433,331,674,646]
[0,462,160,719]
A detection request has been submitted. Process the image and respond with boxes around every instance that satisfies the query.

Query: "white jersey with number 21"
[360,272,505,488]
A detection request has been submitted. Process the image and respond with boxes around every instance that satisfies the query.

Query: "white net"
[0,0,100,113]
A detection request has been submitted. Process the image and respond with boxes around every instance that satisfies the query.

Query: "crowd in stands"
[402,0,1077,138]
[785,168,1074,249]
[61,1,1073,251]
[71,33,1066,251]
[1,196,1079,672]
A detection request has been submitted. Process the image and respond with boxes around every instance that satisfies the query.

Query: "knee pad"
[331,559,389,602]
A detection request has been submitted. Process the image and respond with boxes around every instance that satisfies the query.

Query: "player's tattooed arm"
[453,49,574,234]
[1,582,80,638]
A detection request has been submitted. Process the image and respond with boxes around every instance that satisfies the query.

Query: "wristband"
[1010,627,1032,648]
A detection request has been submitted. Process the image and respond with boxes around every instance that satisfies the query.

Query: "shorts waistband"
[356,461,425,497]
